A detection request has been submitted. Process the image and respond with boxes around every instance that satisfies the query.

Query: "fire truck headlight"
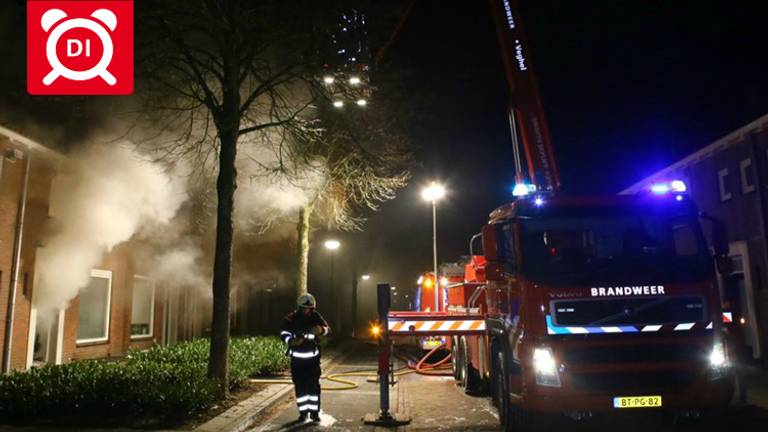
[709,342,726,368]
[533,347,561,387]
[708,341,730,380]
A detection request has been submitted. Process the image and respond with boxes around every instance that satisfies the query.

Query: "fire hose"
[250,342,453,390]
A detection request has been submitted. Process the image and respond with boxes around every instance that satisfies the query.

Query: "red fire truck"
[380,1,735,429]
[441,189,735,429]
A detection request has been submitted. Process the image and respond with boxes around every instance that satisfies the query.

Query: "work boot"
[310,412,320,422]
[297,412,308,422]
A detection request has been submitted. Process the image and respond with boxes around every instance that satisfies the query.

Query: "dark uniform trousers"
[291,356,321,413]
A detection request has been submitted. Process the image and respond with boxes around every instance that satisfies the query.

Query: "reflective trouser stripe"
[298,404,319,412]
[290,349,319,358]
[297,394,319,403]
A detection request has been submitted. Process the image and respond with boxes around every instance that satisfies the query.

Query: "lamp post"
[353,274,371,338]
[421,182,446,312]
[324,239,341,332]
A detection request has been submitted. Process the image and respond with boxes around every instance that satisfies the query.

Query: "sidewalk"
[194,341,352,432]
[743,364,768,409]
[0,342,353,432]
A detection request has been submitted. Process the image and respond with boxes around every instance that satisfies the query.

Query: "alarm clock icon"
[40,8,118,86]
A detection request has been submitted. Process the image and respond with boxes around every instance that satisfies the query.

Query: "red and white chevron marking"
[388,319,485,333]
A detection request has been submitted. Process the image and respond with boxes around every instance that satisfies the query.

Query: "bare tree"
[137,0,332,395]
[289,98,412,298]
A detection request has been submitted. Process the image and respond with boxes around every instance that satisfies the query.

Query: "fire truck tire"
[455,337,466,384]
[461,337,484,395]
[495,350,532,432]
[451,336,463,381]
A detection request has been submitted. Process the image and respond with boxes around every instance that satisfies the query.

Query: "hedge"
[0,336,289,426]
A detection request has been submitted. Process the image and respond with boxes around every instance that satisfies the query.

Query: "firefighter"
[280,293,330,422]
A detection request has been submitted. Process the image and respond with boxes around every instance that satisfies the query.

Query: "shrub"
[0,336,289,426]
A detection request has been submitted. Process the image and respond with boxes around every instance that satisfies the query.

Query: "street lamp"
[324,239,340,251]
[324,239,341,332]
[421,181,445,312]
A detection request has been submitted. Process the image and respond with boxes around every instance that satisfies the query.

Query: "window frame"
[75,269,113,345]
[740,158,756,194]
[718,168,732,201]
[130,275,155,340]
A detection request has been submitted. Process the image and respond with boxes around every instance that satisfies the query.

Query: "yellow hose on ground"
[250,343,450,391]
[250,367,415,391]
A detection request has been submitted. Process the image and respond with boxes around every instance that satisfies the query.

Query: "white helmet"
[297,293,316,308]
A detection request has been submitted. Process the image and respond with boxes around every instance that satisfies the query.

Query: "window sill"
[76,339,109,347]
[130,335,154,341]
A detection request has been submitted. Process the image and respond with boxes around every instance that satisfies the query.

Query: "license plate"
[421,339,443,349]
[613,396,662,409]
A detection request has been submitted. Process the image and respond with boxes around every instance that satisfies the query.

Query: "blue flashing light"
[675,195,683,202]
[650,183,670,194]
[512,183,536,197]
[648,180,687,196]
[534,197,545,207]
[670,180,687,192]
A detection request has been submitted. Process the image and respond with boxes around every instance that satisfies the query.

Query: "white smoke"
[234,146,325,232]
[34,143,187,316]
[148,244,208,295]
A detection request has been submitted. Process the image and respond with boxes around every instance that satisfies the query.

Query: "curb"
[194,344,352,432]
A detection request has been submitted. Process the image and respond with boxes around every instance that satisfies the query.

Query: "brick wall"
[62,243,167,362]
[1,136,170,368]
[0,138,56,371]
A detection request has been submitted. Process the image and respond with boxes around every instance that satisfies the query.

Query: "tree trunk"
[208,24,241,395]
[208,127,237,395]
[296,203,313,297]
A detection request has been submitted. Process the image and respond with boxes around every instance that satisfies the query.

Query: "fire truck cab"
[476,184,733,428]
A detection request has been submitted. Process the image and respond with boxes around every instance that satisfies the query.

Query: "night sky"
[329,0,768,311]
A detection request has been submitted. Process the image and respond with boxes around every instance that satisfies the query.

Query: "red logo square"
[27,1,133,95]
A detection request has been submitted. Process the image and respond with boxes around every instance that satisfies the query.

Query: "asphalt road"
[248,342,768,432]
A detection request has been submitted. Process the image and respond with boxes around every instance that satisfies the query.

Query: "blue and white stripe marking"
[546,315,712,335]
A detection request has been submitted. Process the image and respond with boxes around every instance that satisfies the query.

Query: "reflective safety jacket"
[280,310,330,359]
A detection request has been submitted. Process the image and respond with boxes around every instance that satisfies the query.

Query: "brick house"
[623,113,768,364]
[0,127,210,372]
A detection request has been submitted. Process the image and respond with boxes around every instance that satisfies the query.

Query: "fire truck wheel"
[461,337,481,394]
[451,337,461,381]
[455,337,466,384]
[495,350,532,432]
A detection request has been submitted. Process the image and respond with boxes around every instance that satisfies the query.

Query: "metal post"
[432,200,439,312]
[364,283,411,426]
[379,320,390,416]
[330,252,341,334]
[351,271,358,338]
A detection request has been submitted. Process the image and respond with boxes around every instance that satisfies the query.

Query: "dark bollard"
[363,283,411,427]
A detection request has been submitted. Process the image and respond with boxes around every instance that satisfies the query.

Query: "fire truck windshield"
[517,211,712,286]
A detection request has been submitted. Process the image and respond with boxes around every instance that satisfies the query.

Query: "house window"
[718,168,732,201]
[131,276,155,338]
[76,270,112,344]
[740,159,756,194]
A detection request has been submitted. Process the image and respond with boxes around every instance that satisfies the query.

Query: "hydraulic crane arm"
[374,0,561,194]
[489,0,560,194]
